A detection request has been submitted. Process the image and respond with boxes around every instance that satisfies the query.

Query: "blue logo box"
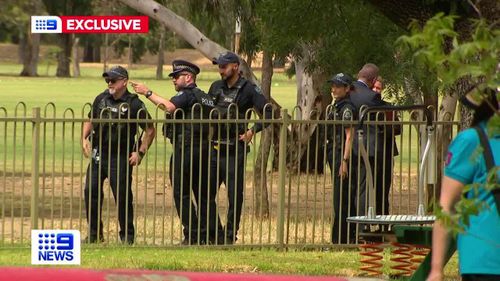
[31,230,80,265]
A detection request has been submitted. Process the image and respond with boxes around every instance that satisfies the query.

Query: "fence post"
[276,109,288,248]
[31,107,41,230]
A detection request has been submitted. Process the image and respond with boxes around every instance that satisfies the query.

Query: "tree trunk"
[253,50,273,217]
[287,45,327,172]
[103,34,109,72]
[156,26,165,80]
[56,33,72,77]
[128,35,132,70]
[19,0,42,77]
[72,36,80,77]
[20,25,40,77]
[119,0,254,84]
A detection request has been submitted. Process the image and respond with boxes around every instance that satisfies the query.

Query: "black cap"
[168,60,200,77]
[328,73,353,86]
[212,51,240,65]
[102,65,128,80]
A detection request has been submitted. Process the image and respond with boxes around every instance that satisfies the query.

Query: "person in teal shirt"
[428,89,499,281]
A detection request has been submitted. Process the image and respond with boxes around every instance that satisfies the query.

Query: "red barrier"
[0,267,348,281]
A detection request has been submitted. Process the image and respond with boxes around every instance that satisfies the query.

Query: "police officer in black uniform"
[82,66,156,244]
[131,60,219,245]
[209,51,272,244]
[326,73,357,244]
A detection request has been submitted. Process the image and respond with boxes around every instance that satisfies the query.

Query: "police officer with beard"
[82,66,156,244]
[209,51,272,244]
[131,60,217,245]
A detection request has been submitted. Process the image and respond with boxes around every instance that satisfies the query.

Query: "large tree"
[43,0,93,77]
[1,0,45,76]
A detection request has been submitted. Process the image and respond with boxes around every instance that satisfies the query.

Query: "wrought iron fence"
[0,102,460,247]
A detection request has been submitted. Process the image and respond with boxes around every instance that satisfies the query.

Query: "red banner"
[60,16,149,33]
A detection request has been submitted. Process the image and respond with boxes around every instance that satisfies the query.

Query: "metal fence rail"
[0,103,460,247]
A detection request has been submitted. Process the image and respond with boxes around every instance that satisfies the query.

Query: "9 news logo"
[31,230,80,265]
[31,16,62,33]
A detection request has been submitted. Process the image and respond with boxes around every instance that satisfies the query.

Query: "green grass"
[0,62,296,173]
[0,246,460,278]
[0,63,298,114]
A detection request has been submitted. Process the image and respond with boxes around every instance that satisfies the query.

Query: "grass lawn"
[0,246,460,279]
[0,63,298,114]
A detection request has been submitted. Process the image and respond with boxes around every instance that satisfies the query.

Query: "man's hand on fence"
[339,161,348,179]
[239,129,254,143]
[82,139,91,158]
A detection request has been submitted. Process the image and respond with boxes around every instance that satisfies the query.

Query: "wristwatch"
[342,158,349,162]
[138,151,146,158]
[145,90,153,98]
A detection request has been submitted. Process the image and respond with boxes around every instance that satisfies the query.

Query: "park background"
[1,0,498,280]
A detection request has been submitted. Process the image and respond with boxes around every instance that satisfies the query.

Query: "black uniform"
[379,100,401,216]
[169,83,218,244]
[350,81,386,222]
[326,95,356,244]
[208,76,271,243]
[85,89,151,244]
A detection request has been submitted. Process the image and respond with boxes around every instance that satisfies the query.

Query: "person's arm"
[339,127,353,178]
[240,88,272,142]
[130,81,177,113]
[81,121,93,158]
[427,176,464,281]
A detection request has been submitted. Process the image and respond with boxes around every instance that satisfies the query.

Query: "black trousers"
[84,154,135,243]
[210,142,247,243]
[328,149,355,244]
[171,139,221,243]
[351,152,391,219]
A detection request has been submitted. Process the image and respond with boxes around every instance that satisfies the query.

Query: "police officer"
[82,66,156,244]
[326,73,356,244]
[209,51,272,244]
[131,60,219,245]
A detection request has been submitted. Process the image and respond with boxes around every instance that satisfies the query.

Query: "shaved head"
[357,63,379,87]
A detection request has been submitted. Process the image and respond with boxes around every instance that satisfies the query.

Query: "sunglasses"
[105,78,124,84]
[172,73,189,80]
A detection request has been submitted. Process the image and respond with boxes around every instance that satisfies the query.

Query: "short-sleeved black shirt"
[326,94,357,150]
[168,83,213,140]
[89,89,152,154]
[208,76,272,137]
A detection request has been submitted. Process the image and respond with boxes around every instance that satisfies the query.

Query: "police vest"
[212,78,248,139]
[91,92,140,151]
[164,87,215,141]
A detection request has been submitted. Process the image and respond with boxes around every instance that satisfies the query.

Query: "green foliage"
[400,13,500,234]
[257,0,404,83]
[398,13,499,93]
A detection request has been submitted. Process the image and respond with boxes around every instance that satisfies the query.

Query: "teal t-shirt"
[444,122,500,275]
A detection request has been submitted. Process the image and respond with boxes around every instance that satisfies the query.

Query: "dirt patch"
[1,170,429,245]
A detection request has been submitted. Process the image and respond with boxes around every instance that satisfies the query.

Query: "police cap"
[168,60,200,77]
[328,73,353,86]
[102,65,129,80]
[212,51,240,65]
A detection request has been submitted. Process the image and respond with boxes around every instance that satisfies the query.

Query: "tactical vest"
[212,78,248,139]
[163,87,215,141]
[91,92,140,152]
